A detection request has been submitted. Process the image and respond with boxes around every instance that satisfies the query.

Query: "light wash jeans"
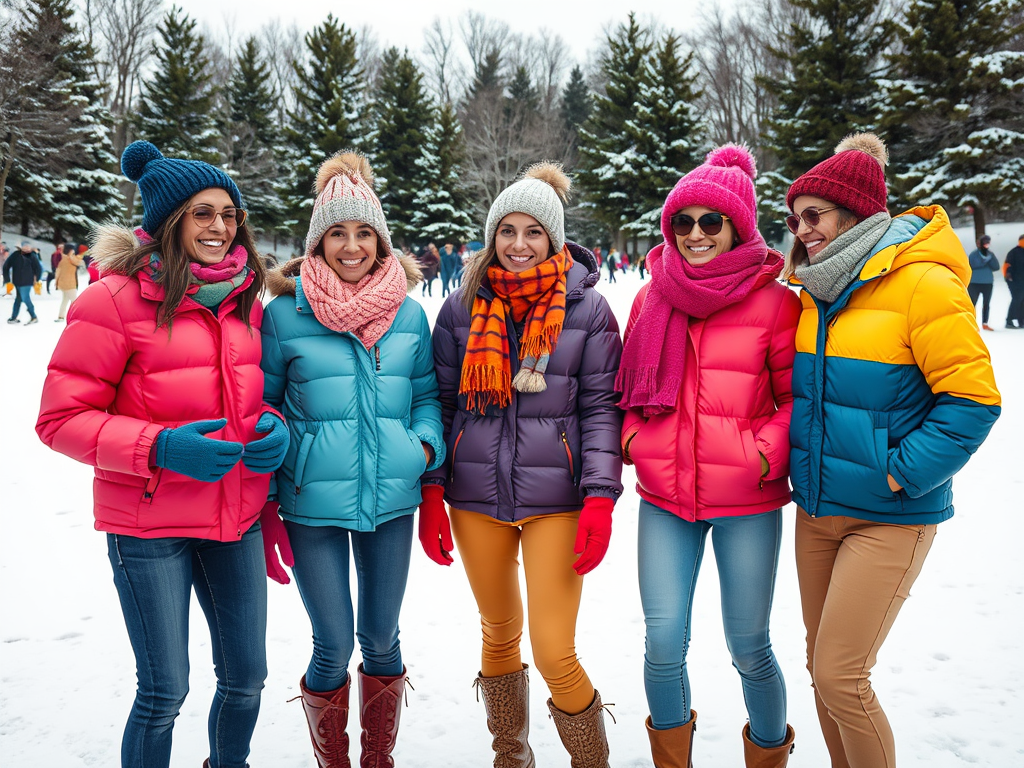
[638,500,787,747]
[285,515,413,692]
[107,524,267,768]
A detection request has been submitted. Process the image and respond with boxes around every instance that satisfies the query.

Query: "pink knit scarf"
[300,254,408,349]
[616,234,773,416]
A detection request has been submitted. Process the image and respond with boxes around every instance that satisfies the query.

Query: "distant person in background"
[4,241,42,324]
[1,242,11,293]
[605,247,618,283]
[440,241,459,297]
[84,246,100,284]
[1004,234,1024,329]
[54,242,84,321]
[419,243,440,296]
[638,250,647,280]
[48,242,63,294]
[967,234,1000,330]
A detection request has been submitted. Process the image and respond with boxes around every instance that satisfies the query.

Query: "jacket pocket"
[140,469,163,506]
[738,419,764,488]
[556,420,577,482]
[407,428,427,474]
[448,427,465,483]
[873,426,904,513]
[293,432,315,495]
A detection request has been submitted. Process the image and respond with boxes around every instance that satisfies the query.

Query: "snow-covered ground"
[1,234,1021,767]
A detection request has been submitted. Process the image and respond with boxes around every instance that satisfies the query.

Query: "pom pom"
[524,162,571,202]
[121,141,163,182]
[834,132,888,168]
[704,144,756,179]
[315,151,375,194]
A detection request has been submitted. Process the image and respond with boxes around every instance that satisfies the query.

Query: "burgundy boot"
[300,674,352,768]
[357,664,407,768]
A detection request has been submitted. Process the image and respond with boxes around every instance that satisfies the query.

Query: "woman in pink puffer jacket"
[618,145,800,768]
[36,141,287,768]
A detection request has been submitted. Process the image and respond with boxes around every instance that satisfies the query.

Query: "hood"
[858,205,969,285]
[90,224,142,276]
[266,254,423,298]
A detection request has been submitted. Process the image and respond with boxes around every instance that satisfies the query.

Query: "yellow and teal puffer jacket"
[790,205,1000,524]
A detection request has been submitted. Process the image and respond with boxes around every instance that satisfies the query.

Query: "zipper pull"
[374,345,381,371]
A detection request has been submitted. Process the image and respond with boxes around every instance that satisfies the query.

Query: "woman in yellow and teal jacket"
[785,134,1000,768]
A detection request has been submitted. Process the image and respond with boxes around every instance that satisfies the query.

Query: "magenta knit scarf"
[615,235,772,416]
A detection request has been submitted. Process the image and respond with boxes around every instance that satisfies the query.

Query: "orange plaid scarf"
[461,247,573,413]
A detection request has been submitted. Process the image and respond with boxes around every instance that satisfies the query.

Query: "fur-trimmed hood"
[266,254,423,297]
[89,224,143,275]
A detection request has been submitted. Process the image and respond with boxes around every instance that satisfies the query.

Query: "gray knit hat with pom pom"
[484,163,570,253]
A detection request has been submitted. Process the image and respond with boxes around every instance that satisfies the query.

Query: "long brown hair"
[783,205,860,279]
[460,243,499,311]
[122,198,267,329]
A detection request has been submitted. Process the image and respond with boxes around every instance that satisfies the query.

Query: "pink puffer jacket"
[36,266,272,541]
[622,270,800,521]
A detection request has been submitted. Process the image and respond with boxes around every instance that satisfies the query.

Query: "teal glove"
[242,413,290,473]
[154,419,243,482]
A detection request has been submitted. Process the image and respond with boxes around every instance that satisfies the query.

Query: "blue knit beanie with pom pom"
[121,141,242,236]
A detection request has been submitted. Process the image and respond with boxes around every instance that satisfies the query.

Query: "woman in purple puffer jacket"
[418,163,623,768]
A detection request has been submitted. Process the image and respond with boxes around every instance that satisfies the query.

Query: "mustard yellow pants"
[450,508,595,714]
[796,510,936,768]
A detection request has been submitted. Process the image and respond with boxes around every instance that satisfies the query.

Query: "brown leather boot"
[646,710,697,768]
[742,723,795,768]
[546,690,612,768]
[357,664,406,768]
[299,674,352,768]
[474,665,537,768]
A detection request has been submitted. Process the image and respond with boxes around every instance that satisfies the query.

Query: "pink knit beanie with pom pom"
[660,144,759,246]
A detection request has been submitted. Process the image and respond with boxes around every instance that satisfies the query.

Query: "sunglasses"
[188,205,247,228]
[670,212,731,237]
[785,206,838,234]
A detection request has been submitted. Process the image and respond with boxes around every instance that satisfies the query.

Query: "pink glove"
[573,496,614,575]
[259,501,294,584]
[418,484,454,566]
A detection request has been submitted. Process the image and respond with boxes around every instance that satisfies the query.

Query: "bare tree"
[459,11,510,74]
[422,16,462,104]
[357,24,383,91]
[260,19,303,129]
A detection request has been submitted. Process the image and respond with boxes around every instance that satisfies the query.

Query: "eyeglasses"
[188,205,247,228]
[670,212,731,237]
[785,206,838,234]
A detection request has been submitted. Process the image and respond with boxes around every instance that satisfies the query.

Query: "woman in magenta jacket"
[36,141,288,768]
[618,145,800,768]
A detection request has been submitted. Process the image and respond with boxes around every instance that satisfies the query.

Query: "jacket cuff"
[135,423,166,477]
[755,436,785,481]
[583,485,620,501]
[416,431,445,472]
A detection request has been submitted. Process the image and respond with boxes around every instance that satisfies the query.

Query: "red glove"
[573,496,614,575]
[259,501,294,584]
[418,484,454,566]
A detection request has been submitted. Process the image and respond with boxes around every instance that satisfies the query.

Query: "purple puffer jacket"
[427,242,623,522]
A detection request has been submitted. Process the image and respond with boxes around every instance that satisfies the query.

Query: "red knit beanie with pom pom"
[660,144,760,246]
[786,133,889,220]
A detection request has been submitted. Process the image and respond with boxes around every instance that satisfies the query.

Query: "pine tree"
[624,32,705,239]
[576,12,655,240]
[759,0,886,238]
[411,102,476,245]
[285,15,367,240]
[2,0,121,240]
[226,36,287,241]
[372,47,434,246]
[882,0,1024,237]
[560,65,592,156]
[136,6,220,163]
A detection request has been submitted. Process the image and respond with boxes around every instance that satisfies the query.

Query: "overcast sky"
[174,0,713,63]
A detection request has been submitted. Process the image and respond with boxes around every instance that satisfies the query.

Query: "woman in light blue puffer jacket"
[259,152,443,768]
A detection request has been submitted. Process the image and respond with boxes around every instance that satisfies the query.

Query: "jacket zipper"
[374,345,381,372]
[561,431,574,477]
[142,469,162,503]
[449,428,465,482]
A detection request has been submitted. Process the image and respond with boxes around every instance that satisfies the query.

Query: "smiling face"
[673,205,737,266]
[791,194,845,263]
[494,213,552,273]
[180,188,237,265]
[320,221,379,284]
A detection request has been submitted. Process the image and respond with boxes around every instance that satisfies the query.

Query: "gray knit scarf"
[795,212,892,303]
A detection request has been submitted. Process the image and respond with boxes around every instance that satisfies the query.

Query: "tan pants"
[58,288,78,319]
[450,508,595,714]
[796,510,936,768]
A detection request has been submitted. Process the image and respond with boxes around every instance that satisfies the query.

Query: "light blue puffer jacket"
[261,258,444,532]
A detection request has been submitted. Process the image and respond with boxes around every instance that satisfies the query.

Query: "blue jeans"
[638,500,787,747]
[107,525,268,768]
[11,285,36,320]
[286,515,413,692]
